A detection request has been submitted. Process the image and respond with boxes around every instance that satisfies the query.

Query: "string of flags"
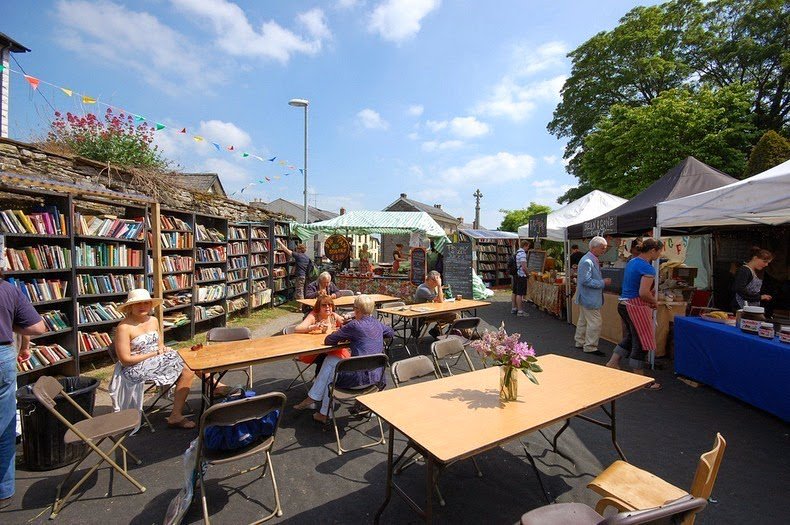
[1,63,305,195]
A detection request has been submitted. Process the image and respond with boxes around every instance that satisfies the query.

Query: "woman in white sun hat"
[114,289,196,429]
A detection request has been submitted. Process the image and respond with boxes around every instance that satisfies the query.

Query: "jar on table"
[758,322,775,339]
[739,306,765,334]
[779,326,790,344]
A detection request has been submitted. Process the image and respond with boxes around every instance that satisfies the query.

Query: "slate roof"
[382,193,460,224]
[171,173,226,196]
[250,198,338,223]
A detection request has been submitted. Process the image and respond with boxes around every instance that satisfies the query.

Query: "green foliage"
[746,130,790,176]
[499,203,552,232]
[47,109,168,170]
[579,85,757,196]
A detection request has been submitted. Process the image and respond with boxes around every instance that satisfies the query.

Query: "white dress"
[121,331,184,386]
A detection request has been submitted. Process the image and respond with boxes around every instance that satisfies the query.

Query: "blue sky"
[3,0,647,229]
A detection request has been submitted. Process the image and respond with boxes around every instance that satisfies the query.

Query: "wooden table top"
[297,294,401,308]
[376,298,491,318]
[178,333,339,374]
[358,354,652,463]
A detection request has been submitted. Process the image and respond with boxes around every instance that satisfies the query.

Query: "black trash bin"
[16,376,99,471]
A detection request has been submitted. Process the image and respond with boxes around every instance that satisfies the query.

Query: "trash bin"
[16,376,100,471]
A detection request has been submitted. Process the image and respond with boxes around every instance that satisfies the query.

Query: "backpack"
[507,252,519,276]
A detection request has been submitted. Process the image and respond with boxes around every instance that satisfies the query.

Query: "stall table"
[336,275,416,299]
[674,316,790,421]
[526,278,566,317]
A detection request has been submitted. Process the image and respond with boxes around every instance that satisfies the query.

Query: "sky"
[3,0,649,229]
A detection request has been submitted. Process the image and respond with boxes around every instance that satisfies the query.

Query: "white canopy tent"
[657,160,790,228]
[517,190,627,241]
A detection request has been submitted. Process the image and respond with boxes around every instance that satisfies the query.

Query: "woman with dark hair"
[606,238,664,390]
[293,293,351,377]
[731,247,773,311]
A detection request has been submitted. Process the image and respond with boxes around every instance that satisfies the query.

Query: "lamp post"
[288,98,309,223]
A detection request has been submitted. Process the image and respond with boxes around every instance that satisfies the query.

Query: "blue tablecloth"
[674,316,790,421]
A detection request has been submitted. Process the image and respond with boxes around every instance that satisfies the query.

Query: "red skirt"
[298,347,351,364]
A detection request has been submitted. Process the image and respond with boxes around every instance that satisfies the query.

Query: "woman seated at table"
[293,294,394,423]
[114,289,196,429]
[305,271,340,299]
[731,247,773,311]
[293,294,351,372]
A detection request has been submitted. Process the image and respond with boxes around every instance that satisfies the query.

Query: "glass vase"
[499,365,518,402]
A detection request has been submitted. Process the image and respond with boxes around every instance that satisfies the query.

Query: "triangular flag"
[284,173,290,176]
[24,75,40,90]
[193,136,204,142]
[179,128,186,133]
[155,123,166,130]
[60,87,73,97]
[265,177,271,182]
[268,157,276,162]
[242,152,250,158]
[134,115,145,122]
[299,168,304,174]
[288,165,295,170]
[279,160,286,166]
[82,96,96,104]
[212,142,221,151]
[274,175,281,180]
[0,65,4,72]
[227,145,234,151]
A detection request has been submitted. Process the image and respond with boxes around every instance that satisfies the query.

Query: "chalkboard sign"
[324,234,350,262]
[409,247,427,285]
[526,249,547,274]
[442,242,473,299]
[583,215,617,237]
[528,213,548,238]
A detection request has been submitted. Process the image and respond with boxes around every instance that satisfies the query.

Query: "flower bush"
[470,322,542,384]
[47,109,167,169]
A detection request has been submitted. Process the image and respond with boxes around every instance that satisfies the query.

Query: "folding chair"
[194,392,287,524]
[435,316,482,346]
[280,324,317,392]
[519,495,707,525]
[328,354,389,455]
[207,327,254,390]
[32,376,146,519]
[431,337,476,377]
[378,302,411,356]
[335,289,355,314]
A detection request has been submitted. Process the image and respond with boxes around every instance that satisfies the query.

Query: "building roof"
[0,33,30,53]
[383,193,460,224]
[250,198,338,223]
[171,173,226,197]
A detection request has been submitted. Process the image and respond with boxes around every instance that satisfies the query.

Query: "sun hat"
[117,288,162,314]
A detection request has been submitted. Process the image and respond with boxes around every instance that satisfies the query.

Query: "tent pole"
[565,230,572,324]
[651,226,661,370]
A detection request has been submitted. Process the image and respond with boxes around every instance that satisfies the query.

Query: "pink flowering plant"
[470,322,542,385]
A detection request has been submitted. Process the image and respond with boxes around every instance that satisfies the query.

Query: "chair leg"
[199,469,211,525]
[249,450,283,523]
[285,360,312,392]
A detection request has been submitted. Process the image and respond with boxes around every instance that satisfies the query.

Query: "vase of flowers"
[470,323,541,402]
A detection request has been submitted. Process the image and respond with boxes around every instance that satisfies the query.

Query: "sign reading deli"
[582,216,617,237]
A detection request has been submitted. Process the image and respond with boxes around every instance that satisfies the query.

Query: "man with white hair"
[573,236,611,356]
[305,271,339,299]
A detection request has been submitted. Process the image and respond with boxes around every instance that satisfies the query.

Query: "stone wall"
[0,137,279,221]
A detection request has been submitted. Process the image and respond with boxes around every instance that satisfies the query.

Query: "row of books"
[228,242,248,256]
[228,268,248,282]
[158,231,194,249]
[251,289,271,308]
[163,292,191,309]
[272,278,287,291]
[0,207,67,236]
[251,227,268,239]
[163,313,189,328]
[228,257,248,270]
[477,244,498,253]
[78,302,124,325]
[196,246,226,263]
[78,331,112,353]
[7,277,69,303]
[17,343,72,372]
[5,245,72,271]
[250,254,268,267]
[163,274,192,291]
[75,243,143,267]
[228,281,248,297]
[227,296,248,313]
[159,215,192,231]
[77,273,144,296]
[197,267,225,282]
[273,251,288,264]
[478,253,498,262]
[161,255,193,273]
[195,304,225,321]
[197,284,225,303]
[273,224,288,236]
[228,226,248,240]
[196,224,225,242]
[251,240,269,253]
[272,267,287,278]
[478,262,497,272]
[75,213,144,240]
[41,310,71,332]
[252,280,268,293]
[252,267,269,280]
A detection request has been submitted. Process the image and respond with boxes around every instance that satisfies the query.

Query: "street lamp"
[288,98,309,223]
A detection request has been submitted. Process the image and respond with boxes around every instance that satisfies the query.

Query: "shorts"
[512,275,527,295]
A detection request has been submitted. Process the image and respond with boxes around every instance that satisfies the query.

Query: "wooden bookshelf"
[155,209,195,340]
[193,212,228,332]
[227,223,250,317]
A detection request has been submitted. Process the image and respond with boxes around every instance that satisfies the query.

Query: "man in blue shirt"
[573,236,611,356]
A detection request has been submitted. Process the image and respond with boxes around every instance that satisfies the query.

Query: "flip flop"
[644,382,663,391]
[293,400,318,411]
[167,418,196,429]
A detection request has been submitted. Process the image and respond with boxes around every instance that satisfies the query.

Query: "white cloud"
[421,140,463,152]
[336,0,362,9]
[425,120,447,133]
[407,132,420,140]
[197,120,252,148]
[414,187,459,204]
[317,192,367,214]
[529,178,574,206]
[475,75,566,121]
[357,108,389,130]
[368,0,441,43]
[172,0,330,63]
[532,179,555,188]
[513,41,568,76]
[54,0,223,93]
[449,116,489,138]
[543,155,558,165]
[407,104,424,117]
[440,152,535,184]
[202,158,254,183]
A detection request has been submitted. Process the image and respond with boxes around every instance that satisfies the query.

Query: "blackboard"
[526,249,546,274]
[528,213,547,238]
[442,242,473,299]
[583,215,617,237]
[409,247,427,285]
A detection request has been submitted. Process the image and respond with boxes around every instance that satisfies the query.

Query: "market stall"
[458,228,519,287]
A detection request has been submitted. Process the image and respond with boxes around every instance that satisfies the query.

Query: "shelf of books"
[193,213,227,332]
[271,221,296,306]
[249,222,271,310]
[473,239,515,286]
[226,223,250,316]
[155,209,195,340]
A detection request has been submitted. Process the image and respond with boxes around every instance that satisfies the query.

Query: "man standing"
[277,240,312,300]
[573,236,611,356]
[512,240,530,316]
[569,244,584,269]
[414,270,458,338]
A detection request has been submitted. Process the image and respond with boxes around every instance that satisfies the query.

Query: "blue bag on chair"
[204,389,280,451]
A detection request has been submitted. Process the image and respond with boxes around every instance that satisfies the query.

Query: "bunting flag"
[193,136,204,142]
[134,115,145,122]
[82,95,96,104]
[268,157,276,162]
[0,65,4,72]
[284,172,290,176]
[242,152,249,158]
[265,177,271,182]
[273,175,281,180]
[288,165,295,170]
[227,145,234,151]
[299,168,304,174]
[24,75,40,90]
[179,127,186,133]
[155,123,166,130]
[212,142,221,151]
[278,160,286,166]
[60,88,73,97]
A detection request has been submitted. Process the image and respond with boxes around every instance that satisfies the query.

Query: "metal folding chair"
[378,302,411,356]
[207,327,254,390]
[280,325,316,392]
[328,354,389,455]
[435,316,482,346]
[431,337,476,377]
[194,392,287,524]
[32,376,146,519]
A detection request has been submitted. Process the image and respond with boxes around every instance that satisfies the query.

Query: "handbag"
[203,389,280,451]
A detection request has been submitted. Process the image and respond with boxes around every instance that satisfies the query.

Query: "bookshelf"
[153,209,195,341]
[193,213,227,332]
[271,220,296,306]
[472,238,515,286]
[226,222,250,316]
[249,222,271,310]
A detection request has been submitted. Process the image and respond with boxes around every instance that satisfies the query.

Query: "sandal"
[167,418,196,429]
[293,399,318,411]
[313,412,329,424]
[644,382,663,391]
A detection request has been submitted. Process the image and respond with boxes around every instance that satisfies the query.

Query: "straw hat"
[117,289,162,314]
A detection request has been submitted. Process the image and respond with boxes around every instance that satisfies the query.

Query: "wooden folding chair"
[207,327,254,389]
[32,376,146,519]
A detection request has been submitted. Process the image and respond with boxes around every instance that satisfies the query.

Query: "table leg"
[610,400,626,461]
[521,441,551,503]
[374,426,396,525]
[424,454,434,523]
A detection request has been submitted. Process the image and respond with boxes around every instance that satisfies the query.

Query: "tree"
[746,130,790,176]
[579,85,757,197]
[46,108,168,170]
[499,203,552,232]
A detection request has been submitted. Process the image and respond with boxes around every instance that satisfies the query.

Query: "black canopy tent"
[567,157,738,239]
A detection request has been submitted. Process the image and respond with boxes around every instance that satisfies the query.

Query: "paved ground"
[4,292,789,524]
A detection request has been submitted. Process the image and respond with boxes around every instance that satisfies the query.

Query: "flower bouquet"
[470,322,541,401]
